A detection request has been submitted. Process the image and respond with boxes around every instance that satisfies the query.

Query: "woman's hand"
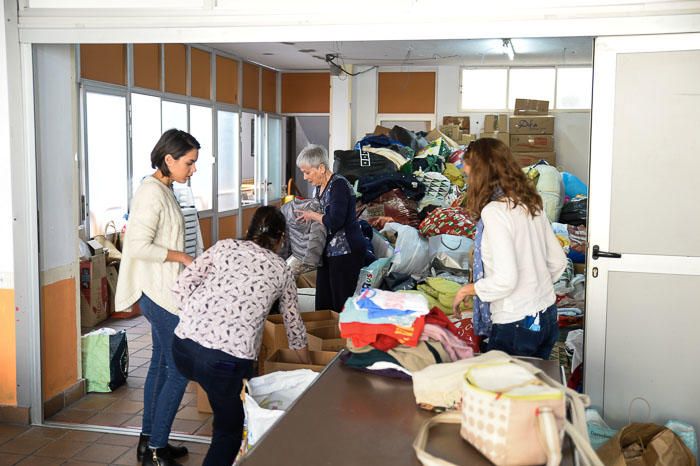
[167,250,194,267]
[452,283,476,318]
[295,210,323,224]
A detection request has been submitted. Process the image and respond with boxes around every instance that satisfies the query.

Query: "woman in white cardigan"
[115,129,200,466]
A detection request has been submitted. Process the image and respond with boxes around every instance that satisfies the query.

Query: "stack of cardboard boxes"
[196,310,343,414]
[440,116,476,146]
[481,114,510,146]
[509,99,556,167]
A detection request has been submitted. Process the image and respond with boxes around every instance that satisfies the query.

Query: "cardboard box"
[306,325,345,352]
[573,263,586,275]
[509,134,554,152]
[484,114,509,132]
[460,133,476,145]
[509,116,555,135]
[373,125,391,136]
[79,253,110,327]
[514,98,549,115]
[442,116,470,131]
[439,124,461,141]
[480,131,510,146]
[86,239,106,256]
[263,349,338,374]
[259,310,339,367]
[513,152,557,167]
[196,383,212,414]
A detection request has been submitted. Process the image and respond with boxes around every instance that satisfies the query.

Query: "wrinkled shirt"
[172,239,307,360]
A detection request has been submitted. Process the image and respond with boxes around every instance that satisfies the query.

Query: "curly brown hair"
[463,138,542,219]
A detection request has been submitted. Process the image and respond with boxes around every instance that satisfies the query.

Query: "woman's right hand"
[181,253,194,267]
[166,250,194,267]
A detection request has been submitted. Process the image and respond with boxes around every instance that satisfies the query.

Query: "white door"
[585,34,700,432]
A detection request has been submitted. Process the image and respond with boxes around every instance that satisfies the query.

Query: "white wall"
[34,44,80,273]
[0,0,13,287]
[351,64,591,184]
[329,72,352,159]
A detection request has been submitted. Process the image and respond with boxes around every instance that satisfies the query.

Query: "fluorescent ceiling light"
[502,39,515,61]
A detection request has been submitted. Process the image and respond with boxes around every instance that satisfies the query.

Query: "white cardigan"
[115,176,185,314]
[474,200,567,325]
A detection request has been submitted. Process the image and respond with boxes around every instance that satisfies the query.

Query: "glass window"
[461,69,507,110]
[189,105,213,211]
[241,112,259,205]
[267,117,283,201]
[508,68,556,110]
[85,92,128,235]
[131,93,161,195]
[217,110,240,212]
[556,67,593,109]
[162,100,187,133]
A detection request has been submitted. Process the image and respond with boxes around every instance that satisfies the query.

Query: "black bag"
[333,150,396,184]
[382,271,417,291]
[559,197,588,226]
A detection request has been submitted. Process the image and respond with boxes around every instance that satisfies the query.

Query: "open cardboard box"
[263,349,337,375]
[306,325,345,352]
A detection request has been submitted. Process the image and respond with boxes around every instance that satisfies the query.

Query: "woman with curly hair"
[452,138,567,358]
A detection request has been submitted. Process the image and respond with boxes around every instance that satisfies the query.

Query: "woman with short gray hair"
[295,144,365,312]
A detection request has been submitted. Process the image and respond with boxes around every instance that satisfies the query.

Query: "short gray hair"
[296,144,329,170]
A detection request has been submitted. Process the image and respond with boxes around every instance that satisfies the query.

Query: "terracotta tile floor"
[0,424,208,466]
[46,315,213,437]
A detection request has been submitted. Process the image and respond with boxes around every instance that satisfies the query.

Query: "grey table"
[240,352,574,465]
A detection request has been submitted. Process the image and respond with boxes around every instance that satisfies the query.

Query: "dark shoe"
[141,447,184,466]
[137,434,188,461]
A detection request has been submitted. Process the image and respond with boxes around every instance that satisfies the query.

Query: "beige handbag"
[413,354,604,466]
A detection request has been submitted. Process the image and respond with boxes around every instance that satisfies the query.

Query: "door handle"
[592,245,622,260]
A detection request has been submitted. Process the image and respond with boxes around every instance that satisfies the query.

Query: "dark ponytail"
[245,206,286,251]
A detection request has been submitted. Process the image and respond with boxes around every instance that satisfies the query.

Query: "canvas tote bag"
[413,355,604,466]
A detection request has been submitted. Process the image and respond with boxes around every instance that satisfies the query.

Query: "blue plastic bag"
[562,172,588,198]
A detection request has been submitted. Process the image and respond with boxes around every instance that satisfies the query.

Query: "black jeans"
[487,304,559,359]
[316,247,365,312]
[172,337,254,466]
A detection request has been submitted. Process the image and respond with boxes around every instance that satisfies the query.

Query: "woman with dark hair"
[171,205,311,466]
[115,128,200,465]
[295,144,365,312]
[452,138,567,359]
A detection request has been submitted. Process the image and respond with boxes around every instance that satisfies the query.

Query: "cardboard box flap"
[263,349,338,374]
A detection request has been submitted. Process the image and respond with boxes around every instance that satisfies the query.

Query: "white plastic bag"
[380,222,430,276]
[242,369,318,449]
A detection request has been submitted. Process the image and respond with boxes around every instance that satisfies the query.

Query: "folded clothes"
[557,307,583,316]
[340,317,426,348]
[355,288,430,319]
[341,297,418,327]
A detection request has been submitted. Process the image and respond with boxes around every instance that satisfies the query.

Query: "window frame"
[459,65,593,112]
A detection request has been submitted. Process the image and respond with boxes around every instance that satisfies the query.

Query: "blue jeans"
[139,294,189,449]
[487,304,559,359]
[172,337,254,466]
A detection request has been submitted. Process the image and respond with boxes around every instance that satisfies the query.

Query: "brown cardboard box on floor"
[513,152,557,167]
[509,115,555,135]
[510,134,554,152]
[480,131,510,146]
[306,325,345,352]
[259,310,338,372]
[79,252,110,327]
[514,98,549,115]
[263,349,338,374]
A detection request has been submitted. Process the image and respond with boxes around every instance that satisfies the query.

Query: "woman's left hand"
[296,210,323,224]
[452,283,476,318]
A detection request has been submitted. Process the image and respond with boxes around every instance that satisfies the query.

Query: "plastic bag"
[562,172,588,198]
[242,369,318,449]
[81,328,129,393]
[380,223,430,276]
[360,189,420,228]
[559,196,588,226]
[428,235,473,273]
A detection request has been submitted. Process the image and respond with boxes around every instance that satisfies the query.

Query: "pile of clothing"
[339,289,476,379]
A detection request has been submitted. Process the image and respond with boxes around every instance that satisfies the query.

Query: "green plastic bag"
[81,328,129,393]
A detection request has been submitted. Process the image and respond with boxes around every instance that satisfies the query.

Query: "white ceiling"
[210,37,593,71]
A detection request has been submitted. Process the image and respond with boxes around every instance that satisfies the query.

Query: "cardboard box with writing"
[510,134,554,152]
[79,252,110,328]
[480,131,510,146]
[509,116,555,135]
[513,152,557,167]
[514,98,549,115]
[484,114,509,132]
[442,116,470,131]
[263,349,338,375]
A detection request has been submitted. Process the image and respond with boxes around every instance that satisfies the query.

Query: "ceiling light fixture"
[502,39,515,61]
